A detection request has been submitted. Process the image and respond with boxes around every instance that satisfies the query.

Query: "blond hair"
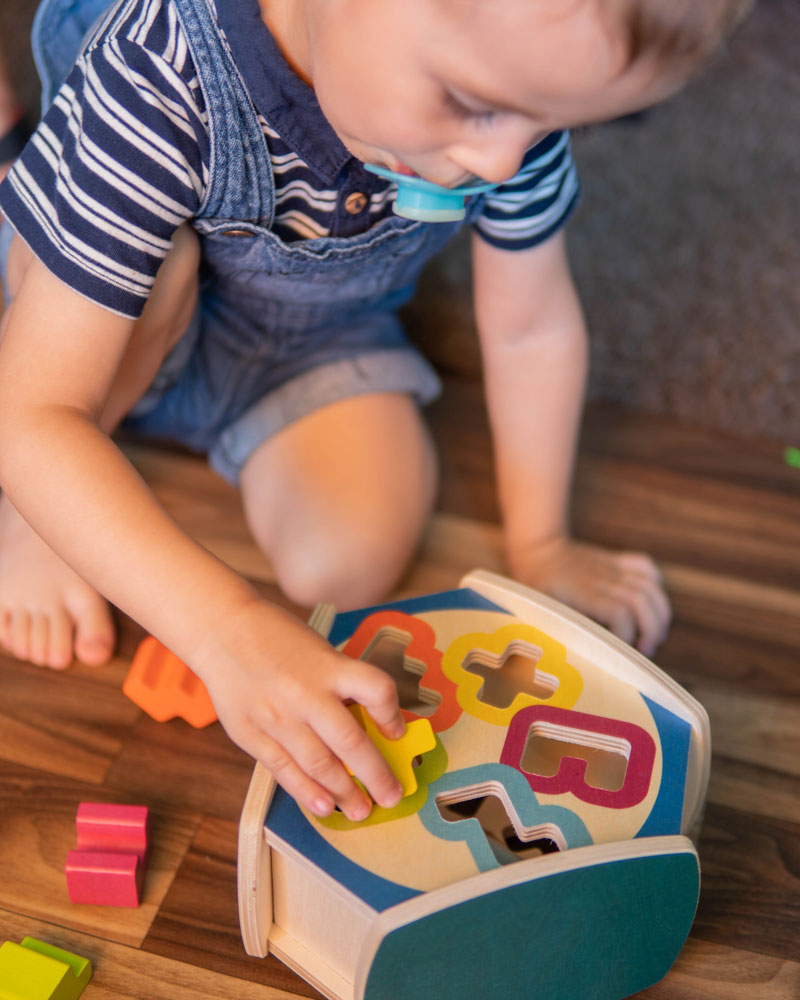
[618,0,754,71]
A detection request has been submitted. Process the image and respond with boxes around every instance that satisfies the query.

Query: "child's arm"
[471,229,671,655]
[0,256,405,820]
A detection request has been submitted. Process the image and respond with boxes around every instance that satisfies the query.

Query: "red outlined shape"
[342,610,461,732]
[501,705,656,809]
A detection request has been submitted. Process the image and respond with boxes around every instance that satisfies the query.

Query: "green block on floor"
[0,938,92,1000]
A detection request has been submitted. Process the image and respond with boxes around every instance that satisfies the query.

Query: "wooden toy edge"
[237,602,337,959]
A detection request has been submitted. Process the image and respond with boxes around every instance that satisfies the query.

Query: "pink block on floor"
[65,849,143,907]
[75,802,150,866]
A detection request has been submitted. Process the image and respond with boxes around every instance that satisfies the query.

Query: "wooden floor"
[1,380,799,999]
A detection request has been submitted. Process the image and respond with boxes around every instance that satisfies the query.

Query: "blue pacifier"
[364,164,499,222]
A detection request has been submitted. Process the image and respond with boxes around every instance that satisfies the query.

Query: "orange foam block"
[123,636,217,728]
[65,803,150,908]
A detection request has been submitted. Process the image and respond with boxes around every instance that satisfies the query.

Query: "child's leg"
[0,225,200,668]
[239,391,438,610]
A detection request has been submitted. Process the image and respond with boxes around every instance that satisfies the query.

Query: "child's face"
[301,0,684,187]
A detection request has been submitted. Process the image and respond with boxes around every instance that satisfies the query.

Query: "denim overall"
[18,0,481,482]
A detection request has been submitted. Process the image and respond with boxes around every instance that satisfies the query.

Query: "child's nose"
[447,124,547,186]
[447,140,529,186]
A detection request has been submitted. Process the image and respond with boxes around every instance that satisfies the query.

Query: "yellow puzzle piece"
[0,937,92,1000]
[348,704,437,797]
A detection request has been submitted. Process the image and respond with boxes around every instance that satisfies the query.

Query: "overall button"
[344,192,368,215]
[222,229,256,237]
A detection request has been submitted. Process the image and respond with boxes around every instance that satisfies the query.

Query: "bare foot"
[0,496,115,668]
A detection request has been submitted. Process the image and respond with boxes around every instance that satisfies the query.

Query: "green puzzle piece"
[0,938,92,1000]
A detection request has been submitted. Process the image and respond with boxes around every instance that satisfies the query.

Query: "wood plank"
[693,803,800,963]
[428,389,800,528]
[579,404,800,499]
[0,763,201,947]
[142,816,321,997]
[0,653,140,783]
[104,713,255,820]
[631,937,800,999]
[657,619,800,700]
[694,685,800,783]
[665,566,800,649]
[573,456,800,590]
[707,756,800,827]
[0,908,303,999]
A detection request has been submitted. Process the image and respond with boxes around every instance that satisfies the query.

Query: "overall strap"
[170,0,275,225]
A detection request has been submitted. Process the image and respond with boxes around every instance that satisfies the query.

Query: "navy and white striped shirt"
[0,0,580,319]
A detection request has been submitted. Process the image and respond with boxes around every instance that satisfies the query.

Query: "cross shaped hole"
[521,723,631,791]
[360,626,442,717]
[437,790,562,865]
[462,640,558,709]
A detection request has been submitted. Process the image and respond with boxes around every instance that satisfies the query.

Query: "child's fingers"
[245,728,337,819]
[617,551,664,583]
[334,657,406,740]
[603,581,668,656]
[275,718,375,822]
[312,698,404,811]
[594,597,637,647]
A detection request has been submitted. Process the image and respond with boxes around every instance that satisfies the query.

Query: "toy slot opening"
[462,641,558,709]
[521,722,632,791]
[359,626,442,717]
[436,785,564,866]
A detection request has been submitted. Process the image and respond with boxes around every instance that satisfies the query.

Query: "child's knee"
[269,520,414,611]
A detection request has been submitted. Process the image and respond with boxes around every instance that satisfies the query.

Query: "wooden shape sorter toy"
[237,571,710,1000]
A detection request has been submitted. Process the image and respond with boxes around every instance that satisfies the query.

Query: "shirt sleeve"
[471,130,580,251]
[0,37,209,319]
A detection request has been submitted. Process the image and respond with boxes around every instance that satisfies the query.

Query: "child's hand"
[510,538,671,657]
[189,597,405,822]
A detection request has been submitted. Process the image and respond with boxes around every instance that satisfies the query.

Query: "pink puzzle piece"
[65,803,150,907]
[75,802,150,865]
[65,850,143,907]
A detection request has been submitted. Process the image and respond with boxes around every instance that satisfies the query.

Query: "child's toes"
[8,608,32,662]
[72,598,115,666]
[47,607,75,669]
[28,611,52,667]
[0,606,11,650]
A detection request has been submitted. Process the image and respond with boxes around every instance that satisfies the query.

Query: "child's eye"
[441,88,499,129]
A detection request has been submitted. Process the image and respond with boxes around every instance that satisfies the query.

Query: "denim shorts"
[127,301,441,484]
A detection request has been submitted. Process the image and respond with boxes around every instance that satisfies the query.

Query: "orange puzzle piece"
[123,637,218,728]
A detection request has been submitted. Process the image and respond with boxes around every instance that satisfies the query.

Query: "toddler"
[0,0,749,820]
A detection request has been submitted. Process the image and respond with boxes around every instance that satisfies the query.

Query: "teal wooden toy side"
[359,841,699,1000]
